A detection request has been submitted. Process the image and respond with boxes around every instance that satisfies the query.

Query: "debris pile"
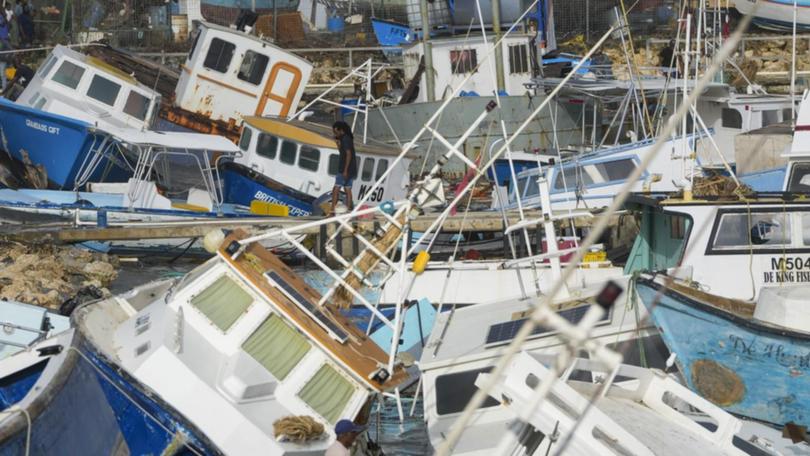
[0,243,119,309]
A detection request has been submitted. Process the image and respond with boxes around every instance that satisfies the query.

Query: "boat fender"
[380,200,395,215]
[412,251,430,274]
[203,229,226,254]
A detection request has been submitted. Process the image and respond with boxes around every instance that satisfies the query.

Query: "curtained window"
[191,275,253,332]
[242,314,311,380]
[298,364,356,423]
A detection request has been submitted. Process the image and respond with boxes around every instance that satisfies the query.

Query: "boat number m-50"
[358,184,384,202]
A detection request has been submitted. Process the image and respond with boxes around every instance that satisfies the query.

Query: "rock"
[83,261,117,283]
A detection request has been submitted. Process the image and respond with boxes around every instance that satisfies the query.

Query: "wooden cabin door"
[256,62,303,118]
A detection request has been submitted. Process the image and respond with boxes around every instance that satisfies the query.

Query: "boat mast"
[491,0,506,92]
[419,0,436,101]
[792,0,798,125]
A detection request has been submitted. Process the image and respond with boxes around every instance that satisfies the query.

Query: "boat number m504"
[771,257,810,271]
[358,184,384,202]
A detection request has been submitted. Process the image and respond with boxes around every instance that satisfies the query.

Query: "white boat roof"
[420,277,628,370]
[102,124,241,152]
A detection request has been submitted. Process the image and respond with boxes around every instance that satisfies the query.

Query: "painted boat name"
[252,190,310,216]
[25,119,60,134]
[763,257,810,283]
[729,334,810,370]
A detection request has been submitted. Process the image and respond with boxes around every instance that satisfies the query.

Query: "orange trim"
[195,72,257,98]
[256,62,303,117]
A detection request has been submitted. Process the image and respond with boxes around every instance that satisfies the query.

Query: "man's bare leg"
[329,186,340,215]
[344,186,353,211]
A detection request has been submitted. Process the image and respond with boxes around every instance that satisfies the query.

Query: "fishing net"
[691,174,753,198]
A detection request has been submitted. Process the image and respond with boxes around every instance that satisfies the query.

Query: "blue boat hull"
[0,98,129,189]
[0,336,125,455]
[636,278,810,427]
[78,336,221,455]
[220,161,315,216]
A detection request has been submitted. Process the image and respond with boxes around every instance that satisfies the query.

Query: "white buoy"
[203,229,226,254]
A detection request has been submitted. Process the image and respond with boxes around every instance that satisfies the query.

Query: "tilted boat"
[0,300,126,454]
[72,229,411,454]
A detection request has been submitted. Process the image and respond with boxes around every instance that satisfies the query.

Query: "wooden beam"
[0,210,598,244]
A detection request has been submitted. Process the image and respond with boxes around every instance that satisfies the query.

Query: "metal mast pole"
[420,0,436,101]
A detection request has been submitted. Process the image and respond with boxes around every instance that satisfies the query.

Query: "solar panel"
[485,305,610,345]
[265,271,348,343]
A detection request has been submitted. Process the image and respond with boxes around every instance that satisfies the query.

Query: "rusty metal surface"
[690,359,746,407]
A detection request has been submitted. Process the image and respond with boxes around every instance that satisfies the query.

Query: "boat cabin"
[504,133,700,211]
[176,22,313,125]
[16,45,161,130]
[689,85,796,165]
[625,194,810,301]
[229,117,412,212]
[403,33,535,102]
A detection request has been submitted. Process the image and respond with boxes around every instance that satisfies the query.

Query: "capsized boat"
[0,300,126,454]
[0,44,162,188]
[72,229,411,454]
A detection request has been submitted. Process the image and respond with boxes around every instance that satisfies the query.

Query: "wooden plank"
[220,230,409,391]
[0,210,598,244]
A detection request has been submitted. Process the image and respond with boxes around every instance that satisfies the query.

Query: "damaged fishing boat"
[72,230,411,454]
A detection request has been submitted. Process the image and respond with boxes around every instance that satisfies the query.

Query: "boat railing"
[0,319,52,349]
[72,132,127,191]
[127,146,237,212]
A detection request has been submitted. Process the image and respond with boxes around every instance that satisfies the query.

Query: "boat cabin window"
[87,74,121,106]
[328,154,339,176]
[508,44,529,74]
[783,108,794,123]
[721,108,742,129]
[711,211,792,252]
[376,159,389,181]
[34,96,47,110]
[524,176,539,198]
[786,163,810,193]
[298,146,320,171]
[203,38,236,73]
[52,60,85,90]
[280,140,297,165]
[435,367,499,415]
[124,91,150,121]
[298,364,355,423]
[553,158,636,191]
[762,110,780,127]
[238,127,252,152]
[190,275,254,332]
[242,314,311,381]
[37,54,57,78]
[800,214,810,246]
[450,49,477,74]
[361,157,375,181]
[257,133,278,159]
[237,51,269,85]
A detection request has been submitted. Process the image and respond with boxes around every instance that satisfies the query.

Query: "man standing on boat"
[325,419,365,456]
[330,121,358,215]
